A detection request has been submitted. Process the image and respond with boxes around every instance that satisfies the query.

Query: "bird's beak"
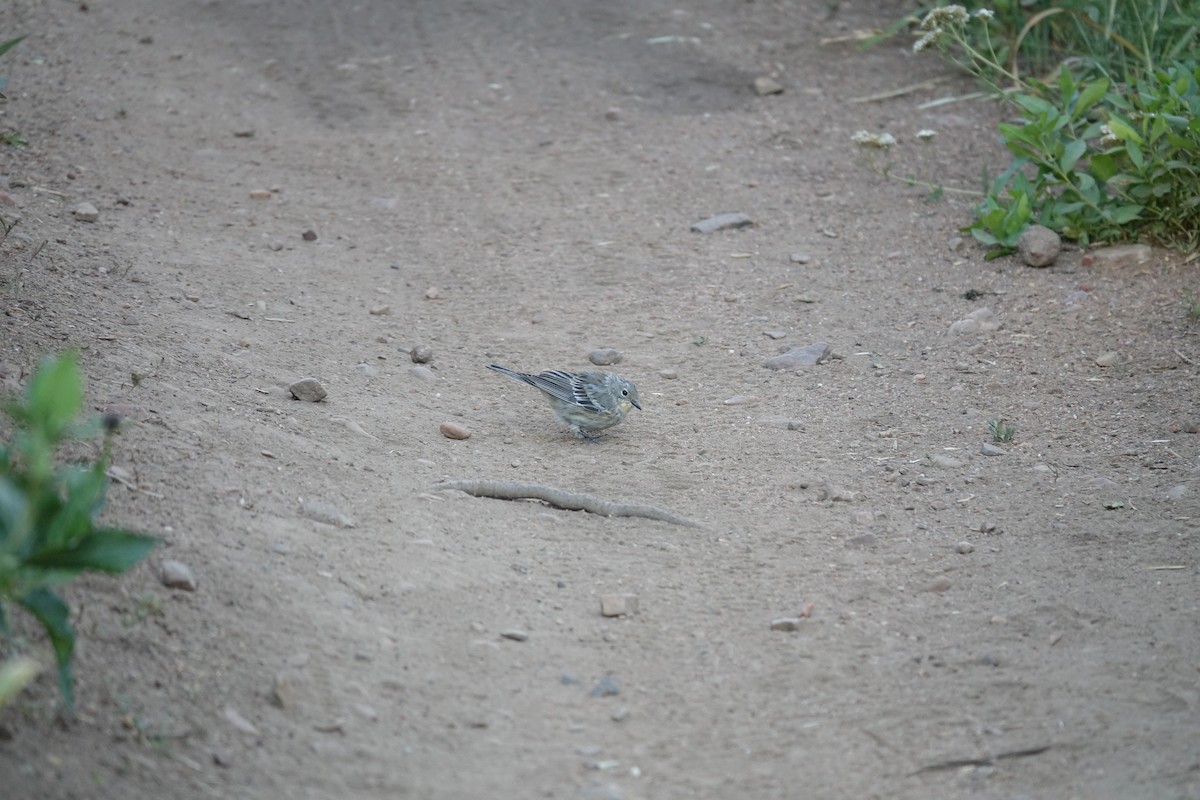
[631,398,642,410]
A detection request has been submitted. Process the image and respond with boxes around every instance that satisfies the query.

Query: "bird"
[488,364,641,439]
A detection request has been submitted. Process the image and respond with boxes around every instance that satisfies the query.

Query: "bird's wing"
[533,370,605,412]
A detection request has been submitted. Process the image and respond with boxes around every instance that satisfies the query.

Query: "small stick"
[433,479,702,528]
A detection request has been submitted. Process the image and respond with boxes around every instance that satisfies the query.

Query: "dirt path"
[1,1,1197,798]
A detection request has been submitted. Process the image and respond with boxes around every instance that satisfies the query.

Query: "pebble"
[786,420,804,431]
[1089,243,1152,268]
[956,541,975,554]
[301,229,318,241]
[288,377,327,402]
[160,560,197,591]
[722,395,758,406]
[410,345,433,363]
[212,750,234,768]
[764,342,831,370]
[980,443,1006,456]
[770,617,803,631]
[1166,485,1187,501]
[923,576,953,593]
[753,76,784,95]
[424,286,440,300]
[600,594,638,617]
[1094,351,1121,367]
[928,454,965,468]
[658,369,678,380]
[369,305,391,316]
[690,212,753,234]
[249,189,271,200]
[1018,224,1061,267]
[299,499,354,528]
[789,252,812,264]
[409,365,435,381]
[439,421,471,440]
[589,348,623,366]
[500,629,528,642]
[949,307,1001,335]
[223,706,259,736]
[762,330,787,340]
[590,675,620,697]
[72,202,99,222]
[610,706,630,722]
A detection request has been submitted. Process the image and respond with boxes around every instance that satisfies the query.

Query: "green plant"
[908,5,1200,256]
[1186,291,1200,323]
[0,353,158,712]
[988,417,1016,442]
[0,35,26,101]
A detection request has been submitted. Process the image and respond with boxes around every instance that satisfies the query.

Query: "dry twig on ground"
[433,479,702,528]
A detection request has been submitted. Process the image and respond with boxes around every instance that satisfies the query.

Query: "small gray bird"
[488,364,641,439]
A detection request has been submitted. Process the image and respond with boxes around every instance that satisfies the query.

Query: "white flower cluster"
[913,5,991,53]
[852,130,898,149]
[916,129,938,141]
[1098,124,1120,148]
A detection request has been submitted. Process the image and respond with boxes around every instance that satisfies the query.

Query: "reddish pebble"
[439,421,471,440]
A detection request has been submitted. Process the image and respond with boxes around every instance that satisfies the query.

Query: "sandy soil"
[1,1,1198,798]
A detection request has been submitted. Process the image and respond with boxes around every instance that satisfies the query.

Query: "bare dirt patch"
[2,1,1197,798]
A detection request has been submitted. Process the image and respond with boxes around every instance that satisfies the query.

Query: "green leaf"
[1109,205,1143,224]
[1090,153,1119,181]
[1073,78,1110,121]
[0,36,26,59]
[25,529,158,573]
[1125,138,1145,169]
[24,354,83,441]
[1060,139,1088,172]
[18,587,75,712]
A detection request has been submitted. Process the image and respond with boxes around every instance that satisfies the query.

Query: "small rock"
[288,377,327,402]
[223,706,259,736]
[753,76,784,95]
[980,443,1006,456]
[1094,351,1121,367]
[301,229,318,241]
[604,107,621,121]
[786,420,804,431]
[589,348,623,366]
[600,594,638,617]
[590,675,620,697]
[770,617,803,631]
[500,629,528,642]
[610,706,630,722]
[1089,243,1152,268]
[658,369,678,380]
[410,345,433,363]
[424,286,440,300]
[1018,224,1061,267]
[764,342,831,370]
[369,305,391,316]
[956,541,975,554]
[949,307,1001,335]
[299,499,354,528]
[439,421,471,440]
[722,395,758,406]
[1166,485,1187,501]
[928,454,965,468]
[160,560,197,591]
[73,202,99,222]
[763,330,787,340]
[948,236,965,252]
[789,252,812,264]
[212,751,234,768]
[690,213,753,234]
[923,576,953,593]
[249,189,271,200]
[409,365,435,381]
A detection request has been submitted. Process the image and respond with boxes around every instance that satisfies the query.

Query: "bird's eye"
[621,389,629,397]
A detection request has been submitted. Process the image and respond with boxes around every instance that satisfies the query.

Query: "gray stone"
[410,345,433,363]
[588,348,623,366]
[753,76,784,95]
[949,307,1001,335]
[690,213,753,234]
[980,443,1007,456]
[1094,351,1121,367]
[770,617,803,631]
[160,560,197,591]
[288,377,327,402]
[500,629,528,642]
[590,675,620,697]
[1018,224,1061,267]
[72,202,99,222]
[764,342,831,370]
